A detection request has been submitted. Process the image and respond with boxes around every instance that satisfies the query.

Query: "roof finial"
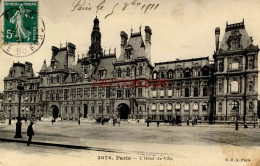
[60,41,62,49]
[96,10,98,18]
[243,18,244,24]
[109,47,111,54]
[114,46,116,54]
[131,25,133,35]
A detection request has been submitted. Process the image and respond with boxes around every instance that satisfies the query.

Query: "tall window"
[56,93,59,101]
[125,89,130,98]
[117,90,122,98]
[64,89,69,100]
[185,88,189,97]
[118,68,122,78]
[91,105,95,114]
[168,89,172,97]
[50,76,54,84]
[175,103,181,111]
[152,90,156,98]
[194,87,198,97]
[159,103,164,111]
[231,39,240,50]
[153,72,158,79]
[176,88,181,98]
[138,88,143,97]
[77,88,83,99]
[193,103,199,111]
[99,70,104,79]
[84,88,89,99]
[202,67,209,76]
[138,66,143,75]
[231,81,239,93]
[126,52,131,60]
[64,106,67,114]
[184,68,191,77]
[126,68,131,77]
[232,101,239,111]
[167,103,172,111]
[161,72,165,79]
[99,106,102,113]
[71,106,74,114]
[160,89,164,97]
[106,106,110,113]
[106,87,110,98]
[168,70,173,79]
[193,69,198,77]
[184,103,189,111]
[203,87,208,96]
[151,104,156,111]
[202,102,208,111]
[91,87,96,98]
[57,75,60,83]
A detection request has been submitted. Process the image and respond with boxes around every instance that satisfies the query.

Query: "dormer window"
[126,51,131,60]
[184,68,191,77]
[153,72,158,79]
[231,39,240,50]
[168,70,173,79]
[117,68,122,78]
[161,72,165,79]
[138,66,143,75]
[99,70,104,79]
[126,68,131,77]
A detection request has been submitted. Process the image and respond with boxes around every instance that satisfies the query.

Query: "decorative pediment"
[246,44,259,51]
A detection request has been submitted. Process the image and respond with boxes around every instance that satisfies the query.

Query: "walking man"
[27,122,34,146]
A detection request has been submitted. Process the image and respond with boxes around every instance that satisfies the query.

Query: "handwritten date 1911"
[71,0,159,19]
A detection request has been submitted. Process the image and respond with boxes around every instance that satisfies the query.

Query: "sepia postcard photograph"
[0,0,259,166]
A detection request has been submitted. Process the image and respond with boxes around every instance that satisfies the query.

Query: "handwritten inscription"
[71,0,159,19]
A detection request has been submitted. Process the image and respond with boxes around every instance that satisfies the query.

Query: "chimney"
[145,26,152,61]
[120,31,128,56]
[215,27,220,52]
[51,46,59,58]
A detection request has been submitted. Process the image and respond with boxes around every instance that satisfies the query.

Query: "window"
[218,102,222,112]
[231,81,239,93]
[71,89,76,99]
[153,72,158,79]
[64,89,69,100]
[231,39,240,50]
[185,88,189,97]
[106,106,110,113]
[184,68,191,77]
[57,75,60,83]
[159,103,164,111]
[203,102,208,111]
[126,52,131,60]
[152,90,156,98]
[77,106,81,114]
[194,87,198,97]
[193,103,199,111]
[50,94,54,101]
[167,104,172,111]
[161,72,165,79]
[152,104,156,111]
[203,87,208,96]
[125,89,130,98]
[106,87,110,98]
[64,106,67,114]
[176,71,182,78]
[99,106,102,113]
[138,66,143,75]
[117,90,122,98]
[175,103,181,111]
[98,88,102,99]
[219,60,224,72]
[84,88,89,99]
[50,76,54,84]
[176,88,181,98]
[99,70,104,79]
[126,68,131,77]
[231,61,239,70]
[249,102,253,109]
[160,89,164,97]
[193,69,198,77]
[138,88,142,97]
[77,88,83,99]
[91,87,96,98]
[231,101,239,111]
[71,106,74,114]
[168,89,172,97]
[117,68,122,77]
[184,103,189,111]
[168,70,173,79]
[56,93,59,101]
[91,105,95,113]
[202,66,209,76]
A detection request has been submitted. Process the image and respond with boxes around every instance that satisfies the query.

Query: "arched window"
[57,75,60,83]
[184,103,190,111]
[153,72,158,79]
[175,103,181,111]
[126,52,131,60]
[161,72,165,79]
[117,68,122,78]
[202,102,208,110]
[185,88,189,97]
[194,87,198,97]
[167,103,172,111]
[168,70,173,79]
[218,60,224,72]
[126,68,130,77]
[193,69,198,77]
[138,66,143,75]
[151,104,156,111]
[231,81,239,93]
[193,103,199,110]
[50,76,54,84]
[231,101,239,111]
[184,68,191,77]
[159,103,164,111]
[203,87,208,96]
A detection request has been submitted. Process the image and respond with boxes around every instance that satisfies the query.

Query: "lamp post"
[9,98,11,125]
[253,113,256,128]
[235,106,239,131]
[14,81,24,138]
[101,100,104,125]
[147,105,149,127]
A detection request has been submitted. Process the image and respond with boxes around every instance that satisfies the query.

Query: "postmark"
[0,1,45,57]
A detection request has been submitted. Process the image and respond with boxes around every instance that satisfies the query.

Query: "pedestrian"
[27,122,34,146]
[157,121,160,127]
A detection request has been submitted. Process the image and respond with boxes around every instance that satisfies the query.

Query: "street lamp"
[235,106,239,131]
[147,105,149,127]
[14,81,24,138]
[9,98,11,125]
[253,113,256,128]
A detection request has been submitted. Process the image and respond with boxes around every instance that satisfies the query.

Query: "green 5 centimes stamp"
[4,1,38,43]
[0,0,45,57]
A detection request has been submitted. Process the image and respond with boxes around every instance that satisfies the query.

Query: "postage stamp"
[0,0,45,57]
[4,1,38,43]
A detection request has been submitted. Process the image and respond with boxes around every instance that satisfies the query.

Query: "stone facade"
[2,18,259,122]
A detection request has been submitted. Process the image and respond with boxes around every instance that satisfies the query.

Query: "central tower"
[88,16,103,60]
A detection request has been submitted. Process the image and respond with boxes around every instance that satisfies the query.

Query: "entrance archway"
[118,103,130,119]
[50,105,59,119]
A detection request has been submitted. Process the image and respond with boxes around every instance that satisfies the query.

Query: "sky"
[0,0,260,92]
